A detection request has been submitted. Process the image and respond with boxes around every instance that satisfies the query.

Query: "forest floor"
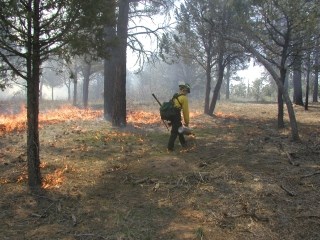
[0,101,320,240]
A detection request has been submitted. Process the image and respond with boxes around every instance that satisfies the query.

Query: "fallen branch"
[286,152,299,166]
[135,177,150,184]
[227,212,269,222]
[300,171,320,179]
[134,177,157,184]
[31,202,55,220]
[280,184,296,196]
[296,215,320,219]
[74,233,107,239]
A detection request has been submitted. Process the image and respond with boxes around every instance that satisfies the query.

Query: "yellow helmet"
[179,83,190,93]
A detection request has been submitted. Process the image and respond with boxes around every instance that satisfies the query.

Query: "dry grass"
[0,101,320,240]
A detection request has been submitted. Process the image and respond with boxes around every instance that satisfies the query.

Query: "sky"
[237,62,265,85]
[126,8,265,85]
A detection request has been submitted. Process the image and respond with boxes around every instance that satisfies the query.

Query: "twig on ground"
[135,177,150,184]
[300,171,320,179]
[280,184,296,196]
[226,212,269,222]
[31,202,55,221]
[286,152,300,166]
[74,233,107,239]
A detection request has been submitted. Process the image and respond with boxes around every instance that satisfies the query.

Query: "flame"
[40,162,48,168]
[214,111,238,119]
[39,106,102,125]
[127,110,159,125]
[0,104,27,134]
[0,105,203,136]
[127,110,202,128]
[0,178,9,184]
[16,171,28,183]
[42,165,68,189]
[6,163,69,188]
[0,105,103,136]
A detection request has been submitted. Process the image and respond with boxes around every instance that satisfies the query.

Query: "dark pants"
[167,110,186,150]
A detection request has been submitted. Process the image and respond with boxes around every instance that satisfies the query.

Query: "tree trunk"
[204,53,211,114]
[67,79,71,101]
[277,87,285,128]
[277,68,286,128]
[247,45,299,140]
[27,0,42,189]
[292,57,304,106]
[39,78,43,100]
[111,0,129,127]
[282,89,300,141]
[104,25,116,120]
[104,59,115,119]
[313,45,319,102]
[277,67,299,140]
[305,53,311,110]
[73,65,78,106]
[82,62,91,109]
[225,63,231,100]
[208,48,225,115]
[229,28,300,141]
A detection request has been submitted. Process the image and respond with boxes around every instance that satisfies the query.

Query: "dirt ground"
[0,102,320,240]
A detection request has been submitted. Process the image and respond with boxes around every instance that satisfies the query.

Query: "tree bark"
[208,45,225,115]
[225,63,231,100]
[39,79,43,100]
[66,79,71,101]
[246,44,299,141]
[104,26,116,119]
[282,89,300,141]
[305,53,311,110]
[313,45,319,102]
[292,57,304,106]
[82,62,91,109]
[204,46,212,114]
[27,0,42,189]
[73,64,78,106]
[277,87,285,128]
[111,0,129,127]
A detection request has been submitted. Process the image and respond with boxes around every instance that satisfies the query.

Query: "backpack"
[160,93,182,121]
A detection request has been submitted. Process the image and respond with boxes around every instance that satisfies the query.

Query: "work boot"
[179,134,186,148]
[181,142,188,148]
[168,134,177,151]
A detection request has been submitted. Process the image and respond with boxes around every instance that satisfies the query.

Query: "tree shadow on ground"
[1,105,320,239]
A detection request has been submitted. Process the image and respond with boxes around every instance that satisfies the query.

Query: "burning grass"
[42,165,68,189]
[0,104,204,135]
[0,104,27,134]
[0,104,103,136]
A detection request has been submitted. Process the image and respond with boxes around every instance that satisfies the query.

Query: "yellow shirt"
[173,94,189,125]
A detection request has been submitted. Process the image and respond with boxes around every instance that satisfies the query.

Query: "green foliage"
[250,78,264,101]
[239,0,319,67]
[231,81,247,98]
[68,0,117,59]
[0,0,116,85]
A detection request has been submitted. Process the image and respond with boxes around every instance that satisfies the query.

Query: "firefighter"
[167,83,191,152]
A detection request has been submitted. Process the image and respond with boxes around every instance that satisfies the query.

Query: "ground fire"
[0,105,166,135]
